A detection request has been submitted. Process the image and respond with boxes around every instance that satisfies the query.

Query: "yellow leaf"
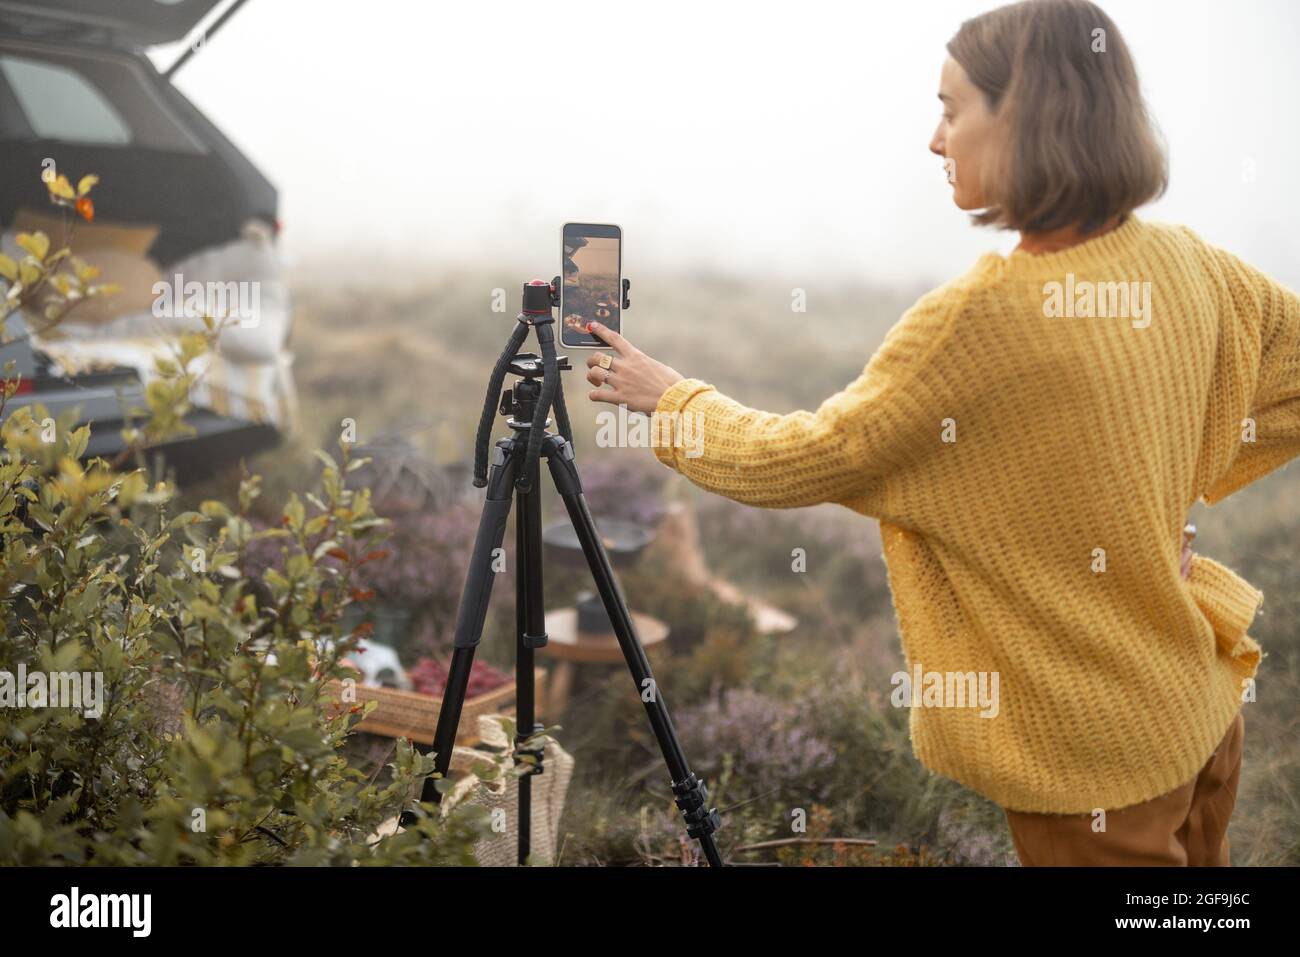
[48,174,75,200]
[59,456,83,480]
[179,332,208,366]
[117,470,147,507]
[83,468,116,495]
[0,254,15,282]
[19,262,40,287]
[71,257,100,282]
[76,174,99,197]
[16,231,49,261]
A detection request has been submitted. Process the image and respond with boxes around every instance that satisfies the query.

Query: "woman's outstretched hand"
[583,321,685,416]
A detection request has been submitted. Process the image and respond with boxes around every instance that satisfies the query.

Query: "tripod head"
[471,275,631,493]
[470,280,573,494]
[497,352,572,427]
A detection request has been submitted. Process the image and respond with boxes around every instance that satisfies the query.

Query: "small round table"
[539,607,670,717]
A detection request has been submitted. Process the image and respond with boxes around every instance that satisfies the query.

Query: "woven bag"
[441,713,574,866]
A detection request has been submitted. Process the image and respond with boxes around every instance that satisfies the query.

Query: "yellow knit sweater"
[651,215,1300,813]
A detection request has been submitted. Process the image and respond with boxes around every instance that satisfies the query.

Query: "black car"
[0,0,295,480]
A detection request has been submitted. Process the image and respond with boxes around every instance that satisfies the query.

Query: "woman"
[580,0,1299,866]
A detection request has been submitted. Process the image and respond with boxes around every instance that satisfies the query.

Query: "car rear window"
[0,45,205,152]
[0,54,130,144]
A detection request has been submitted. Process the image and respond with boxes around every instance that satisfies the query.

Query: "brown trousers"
[1004,710,1244,866]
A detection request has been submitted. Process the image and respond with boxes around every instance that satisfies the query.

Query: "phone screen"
[560,223,621,348]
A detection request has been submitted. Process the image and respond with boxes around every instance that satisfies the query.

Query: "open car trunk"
[0,4,296,479]
[0,0,223,48]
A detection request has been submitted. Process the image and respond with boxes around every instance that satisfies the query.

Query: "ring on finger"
[598,353,613,370]
[603,368,612,384]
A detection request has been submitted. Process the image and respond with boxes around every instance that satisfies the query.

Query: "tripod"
[399,278,723,866]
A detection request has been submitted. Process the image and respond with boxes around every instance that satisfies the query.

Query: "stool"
[539,607,669,717]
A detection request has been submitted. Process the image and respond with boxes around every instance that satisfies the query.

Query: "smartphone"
[560,222,622,348]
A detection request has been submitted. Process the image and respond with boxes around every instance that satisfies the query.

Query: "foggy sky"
[152,0,1300,288]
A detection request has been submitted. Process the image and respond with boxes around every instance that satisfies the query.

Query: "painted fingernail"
[586,322,594,332]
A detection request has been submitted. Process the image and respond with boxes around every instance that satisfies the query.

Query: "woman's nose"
[929,125,945,157]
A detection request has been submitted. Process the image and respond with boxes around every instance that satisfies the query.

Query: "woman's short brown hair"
[947,0,1168,234]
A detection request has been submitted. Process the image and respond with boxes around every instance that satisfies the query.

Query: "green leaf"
[167,511,206,530]
[199,500,231,520]
[67,426,90,460]
[303,514,329,537]
[312,449,338,473]
[283,495,305,533]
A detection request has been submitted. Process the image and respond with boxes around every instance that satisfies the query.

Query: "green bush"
[0,174,495,865]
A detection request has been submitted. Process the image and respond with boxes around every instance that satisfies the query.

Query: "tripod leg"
[402,440,519,826]
[514,444,548,864]
[543,434,724,866]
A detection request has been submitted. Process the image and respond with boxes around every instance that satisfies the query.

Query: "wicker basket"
[324,669,546,747]
[443,713,575,866]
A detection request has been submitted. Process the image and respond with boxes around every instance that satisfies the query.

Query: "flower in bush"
[341,495,482,657]
[675,686,836,786]
[354,496,480,609]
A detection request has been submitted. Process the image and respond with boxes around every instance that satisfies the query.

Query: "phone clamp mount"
[551,274,632,312]
[398,278,723,867]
